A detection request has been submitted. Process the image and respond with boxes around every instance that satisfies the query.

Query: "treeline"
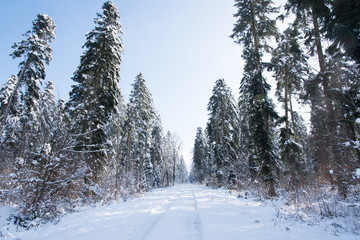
[0,1,187,222]
[190,0,360,201]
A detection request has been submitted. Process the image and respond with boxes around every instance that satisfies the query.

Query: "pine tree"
[0,76,20,123]
[325,0,360,64]
[0,14,58,219]
[325,0,360,190]
[150,114,164,188]
[125,73,156,191]
[66,1,124,189]
[0,14,56,163]
[269,24,309,191]
[1,14,55,132]
[231,0,279,197]
[111,92,127,200]
[0,76,22,197]
[340,64,360,161]
[0,76,21,155]
[205,79,238,187]
[285,0,356,197]
[192,127,207,183]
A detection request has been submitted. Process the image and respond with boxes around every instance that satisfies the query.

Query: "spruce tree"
[0,14,58,218]
[205,79,238,187]
[150,114,164,188]
[325,0,360,64]
[192,127,207,183]
[66,1,124,189]
[269,25,309,191]
[0,14,55,139]
[231,0,279,197]
[125,73,156,191]
[286,0,357,197]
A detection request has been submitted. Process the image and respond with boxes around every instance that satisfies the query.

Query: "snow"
[356,169,360,179]
[1,184,357,240]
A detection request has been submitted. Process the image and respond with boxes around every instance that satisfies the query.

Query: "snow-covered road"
[11,184,356,240]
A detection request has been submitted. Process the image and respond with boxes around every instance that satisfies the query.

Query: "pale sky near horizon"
[0,0,288,167]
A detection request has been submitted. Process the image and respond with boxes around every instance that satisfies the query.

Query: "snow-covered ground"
[1,184,358,240]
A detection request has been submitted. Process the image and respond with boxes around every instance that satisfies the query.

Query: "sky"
[0,0,289,167]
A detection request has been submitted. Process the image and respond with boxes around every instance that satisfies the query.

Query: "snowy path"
[131,185,202,240]
[11,184,356,240]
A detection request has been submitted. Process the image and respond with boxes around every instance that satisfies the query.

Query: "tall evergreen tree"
[269,25,309,191]
[150,114,164,188]
[125,73,156,191]
[205,79,238,187]
[66,1,124,188]
[0,14,56,147]
[192,127,207,184]
[285,0,331,180]
[0,15,59,219]
[231,0,279,197]
[325,0,360,64]
[286,0,357,197]
[111,92,127,200]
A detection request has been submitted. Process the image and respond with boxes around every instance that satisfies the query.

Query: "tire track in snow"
[127,198,177,240]
[191,185,203,240]
[127,185,203,240]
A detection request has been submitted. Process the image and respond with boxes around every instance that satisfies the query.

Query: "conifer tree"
[0,15,58,218]
[0,14,56,166]
[66,1,124,189]
[192,127,207,183]
[0,14,56,132]
[325,0,360,64]
[150,115,164,188]
[205,79,238,187]
[231,0,279,197]
[125,73,156,191]
[269,25,309,191]
[0,76,21,156]
[285,0,357,197]
[111,92,127,200]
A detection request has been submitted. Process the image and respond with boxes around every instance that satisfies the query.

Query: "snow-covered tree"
[205,79,239,187]
[325,0,360,64]
[0,14,56,136]
[191,127,207,183]
[150,114,165,188]
[269,24,309,191]
[124,73,156,192]
[285,0,359,197]
[231,0,279,197]
[162,131,183,187]
[0,14,60,220]
[0,14,56,177]
[66,1,124,190]
[176,156,188,184]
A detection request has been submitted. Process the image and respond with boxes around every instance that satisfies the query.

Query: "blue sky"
[0,0,249,165]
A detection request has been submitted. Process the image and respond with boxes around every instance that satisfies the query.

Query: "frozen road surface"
[11,184,355,240]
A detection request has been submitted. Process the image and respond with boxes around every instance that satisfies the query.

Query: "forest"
[0,0,359,228]
[0,1,187,223]
[190,0,360,221]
